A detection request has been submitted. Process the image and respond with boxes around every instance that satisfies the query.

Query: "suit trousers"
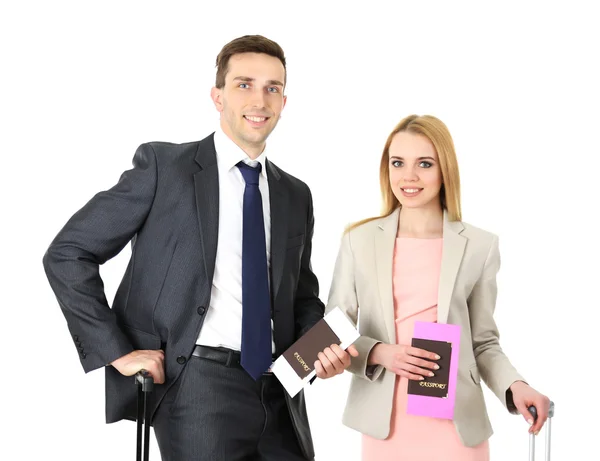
[153,347,310,461]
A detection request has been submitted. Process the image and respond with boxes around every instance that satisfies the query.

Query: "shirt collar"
[213,124,269,178]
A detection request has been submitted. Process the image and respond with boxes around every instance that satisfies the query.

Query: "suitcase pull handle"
[528,405,538,421]
[136,370,154,461]
[136,369,154,392]
[527,400,555,461]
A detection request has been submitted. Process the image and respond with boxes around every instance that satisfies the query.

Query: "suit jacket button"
[197,306,206,315]
[177,356,186,364]
[81,353,87,359]
[73,335,79,341]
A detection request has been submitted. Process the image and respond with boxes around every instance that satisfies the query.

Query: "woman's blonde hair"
[347,114,461,232]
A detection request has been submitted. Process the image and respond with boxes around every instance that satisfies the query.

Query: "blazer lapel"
[193,134,220,288]
[374,208,400,344]
[437,212,467,324]
[266,160,289,301]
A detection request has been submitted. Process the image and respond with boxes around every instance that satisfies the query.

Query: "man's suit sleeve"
[42,143,158,373]
[294,184,325,338]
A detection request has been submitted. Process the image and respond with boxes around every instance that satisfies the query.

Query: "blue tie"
[236,161,272,380]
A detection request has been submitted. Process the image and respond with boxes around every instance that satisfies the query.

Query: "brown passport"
[282,318,341,379]
[407,338,452,398]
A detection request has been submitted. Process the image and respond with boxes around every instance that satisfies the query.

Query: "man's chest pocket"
[286,233,305,250]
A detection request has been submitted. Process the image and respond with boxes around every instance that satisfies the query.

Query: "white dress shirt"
[195,126,275,353]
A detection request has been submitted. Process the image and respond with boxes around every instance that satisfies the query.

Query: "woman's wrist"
[367,343,385,366]
[510,380,528,391]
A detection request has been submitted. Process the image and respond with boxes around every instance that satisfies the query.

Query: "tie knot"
[237,161,262,185]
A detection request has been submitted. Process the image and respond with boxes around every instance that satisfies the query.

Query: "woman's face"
[388,131,443,211]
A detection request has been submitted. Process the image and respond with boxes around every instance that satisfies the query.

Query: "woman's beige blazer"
[326,208,524,447]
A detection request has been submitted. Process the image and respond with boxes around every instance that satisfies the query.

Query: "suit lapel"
[193,134,220,288]
[375,208,400,343]
[437,212,467,324]
[266,160,289,301]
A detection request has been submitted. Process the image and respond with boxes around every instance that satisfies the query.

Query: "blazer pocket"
[469,365,481,385]
[123,325,162,350]
[286,233,305,250]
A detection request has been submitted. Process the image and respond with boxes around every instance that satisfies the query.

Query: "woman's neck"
[397,206,444,238]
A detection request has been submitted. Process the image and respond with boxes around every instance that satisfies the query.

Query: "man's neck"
[220,122,265,159]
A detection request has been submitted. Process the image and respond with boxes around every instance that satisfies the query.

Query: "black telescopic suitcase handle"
[527,400,555,461]
[135,370,154,461]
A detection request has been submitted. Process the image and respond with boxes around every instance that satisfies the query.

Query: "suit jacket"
[43,133,324,459]
[326,208,524,447]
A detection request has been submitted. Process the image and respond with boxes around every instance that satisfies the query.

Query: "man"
[43,35,357,461]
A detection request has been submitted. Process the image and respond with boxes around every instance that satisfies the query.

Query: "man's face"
[211,52,287,156]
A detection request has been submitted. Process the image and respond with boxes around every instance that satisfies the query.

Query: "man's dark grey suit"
[43,133,324,459]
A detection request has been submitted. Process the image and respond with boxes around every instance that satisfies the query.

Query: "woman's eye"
[420,161,433,168]
[391,160,402,167]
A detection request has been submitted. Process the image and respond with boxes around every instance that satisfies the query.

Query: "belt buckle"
[224,350,236,367]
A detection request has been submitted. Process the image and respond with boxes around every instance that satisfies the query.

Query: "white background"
[2,1,599,459]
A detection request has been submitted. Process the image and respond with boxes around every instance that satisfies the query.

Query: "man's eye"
[239,83,249,89]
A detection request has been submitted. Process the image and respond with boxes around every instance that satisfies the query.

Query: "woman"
[323,115,550,460]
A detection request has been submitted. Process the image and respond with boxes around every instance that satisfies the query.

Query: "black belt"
[192,345,275,374]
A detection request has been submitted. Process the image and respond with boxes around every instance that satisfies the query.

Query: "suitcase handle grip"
[528,405,538,421]
[135,369,154,392]
[527,400,555,421]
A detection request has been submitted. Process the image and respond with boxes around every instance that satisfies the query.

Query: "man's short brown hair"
[215,35,286,89]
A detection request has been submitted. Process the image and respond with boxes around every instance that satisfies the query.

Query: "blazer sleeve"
[326,230,384,381]
[42,143,158,373]
[294,184,325,338]
[468,234,525,413]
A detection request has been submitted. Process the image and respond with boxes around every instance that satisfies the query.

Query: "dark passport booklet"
[407,338,452,398]
[272,307,360,397]
[282,318,341,379]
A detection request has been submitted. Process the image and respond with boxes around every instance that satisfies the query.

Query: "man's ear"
[210,87,223,112]
[279,94,287,119]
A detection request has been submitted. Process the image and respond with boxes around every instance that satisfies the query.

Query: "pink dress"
[362,237,489,461]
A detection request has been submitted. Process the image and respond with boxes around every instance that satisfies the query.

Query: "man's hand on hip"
[111,349,165,384]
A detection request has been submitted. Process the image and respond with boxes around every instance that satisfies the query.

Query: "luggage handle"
[135,370,154,461]
[528,400,555,461]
